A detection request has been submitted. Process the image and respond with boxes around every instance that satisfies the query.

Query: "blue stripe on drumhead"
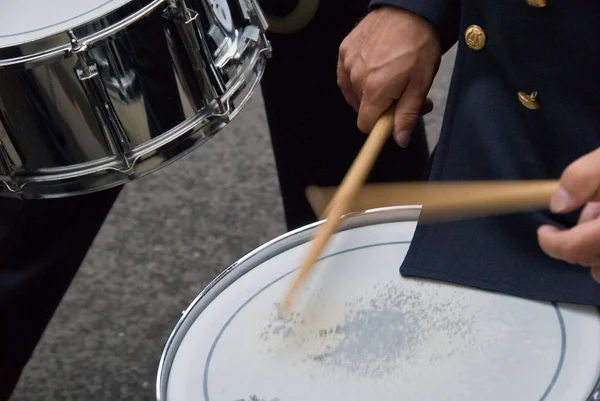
[585,308,600,400]
[201,241,569,401]
[538,303,565,401]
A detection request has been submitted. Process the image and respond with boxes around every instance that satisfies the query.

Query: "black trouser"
[0,2,429,398]
[0,188,122,400]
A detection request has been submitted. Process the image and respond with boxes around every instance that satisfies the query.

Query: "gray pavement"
[9,46,457,401]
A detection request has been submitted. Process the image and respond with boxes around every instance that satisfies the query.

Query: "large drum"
[0,0,270,198]
[156,206,600,401]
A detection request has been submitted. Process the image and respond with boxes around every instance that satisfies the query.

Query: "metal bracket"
[69,30,132,167]
[165,0,227,110]
[1,179,21,194]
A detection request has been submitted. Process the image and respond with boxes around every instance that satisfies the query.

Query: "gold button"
[526,0,547,7]
[465,25,486,51]
[518,91,540,109]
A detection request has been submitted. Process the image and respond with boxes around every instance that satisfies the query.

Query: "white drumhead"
[162,217,600,401]
[0,0,131,48]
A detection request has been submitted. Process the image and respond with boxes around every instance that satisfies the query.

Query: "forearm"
[369,0,460,53]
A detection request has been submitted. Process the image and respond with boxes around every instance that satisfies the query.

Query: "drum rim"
[0,0,164,67]
[154,205,423,401]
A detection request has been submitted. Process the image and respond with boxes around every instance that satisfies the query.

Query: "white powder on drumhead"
[260,310,310,351]
[247,396,281,401]
[305,281,484,378]
[259,279,493,379]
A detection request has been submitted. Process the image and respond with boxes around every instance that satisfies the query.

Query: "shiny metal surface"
[155,206,423,401]
[0,0,270,198]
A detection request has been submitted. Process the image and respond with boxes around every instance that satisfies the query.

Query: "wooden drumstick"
[306,180,600,222]
[281,109,395,310]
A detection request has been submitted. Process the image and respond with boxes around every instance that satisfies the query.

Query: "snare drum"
[0,0,270,198]
[157,207,600,401]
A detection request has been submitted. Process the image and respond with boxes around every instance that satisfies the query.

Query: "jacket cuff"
[369,0,460,53]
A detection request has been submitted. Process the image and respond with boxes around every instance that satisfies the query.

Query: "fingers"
[337,60,431,143]
[578,202,600,224]
[392,84,428,148]
[357,73,401,134]
[335,7,441,143]
[538,219,600,267]
[336,56,359,111]
[550,147,600,214]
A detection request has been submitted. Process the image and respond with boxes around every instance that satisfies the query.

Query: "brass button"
[465,25,486,51]
[518,91,540,109]
[526,0,547,7]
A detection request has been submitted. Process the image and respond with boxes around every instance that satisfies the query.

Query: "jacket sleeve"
[369,0,461,54]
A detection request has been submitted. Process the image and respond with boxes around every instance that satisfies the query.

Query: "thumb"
[550,147,600,214]
[393,86,427,148]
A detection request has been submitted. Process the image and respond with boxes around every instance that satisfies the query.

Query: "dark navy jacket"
[370,0,600,305]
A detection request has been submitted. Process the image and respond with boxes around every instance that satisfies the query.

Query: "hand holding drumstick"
[282,7,443,308]
[304,167,600,287]
[538,148,600,283]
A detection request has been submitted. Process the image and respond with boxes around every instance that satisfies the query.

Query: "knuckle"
[338,40,349,57]
[344,58,357,76]
[363,75,383,95]
[397,110,421,125]
[400,109,422,118]
[349,68,363,87]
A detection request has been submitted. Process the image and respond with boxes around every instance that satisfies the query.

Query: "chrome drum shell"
[0,0,271,198]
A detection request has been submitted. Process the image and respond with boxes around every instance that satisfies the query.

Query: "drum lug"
[232,0,272,58]
[212,26,271,77]
[165,0,227,109]
[69,31,133,168]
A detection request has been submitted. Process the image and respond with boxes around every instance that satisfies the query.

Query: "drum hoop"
[155,205,422,400]
[0,0,165,68]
